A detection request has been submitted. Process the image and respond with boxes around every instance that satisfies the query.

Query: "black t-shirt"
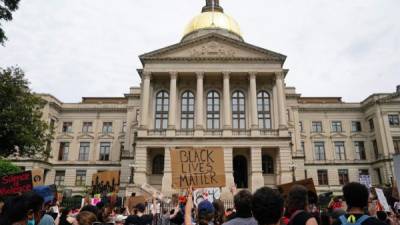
[288,211,313,225]
[332,214,386,225]
[125,214,154,225]
[170,211,184,225]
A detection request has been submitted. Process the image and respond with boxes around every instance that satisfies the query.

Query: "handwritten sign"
[32,168,44,187]
[92,171,120,194]
[193,188,221,206]
[171,147,225,189]
[0,171,33,196]
[375,188,391,212]
[277,178,316,198]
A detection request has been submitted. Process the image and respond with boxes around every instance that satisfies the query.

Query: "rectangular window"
[372,140,380,159]
[299,121,304,132]
[369,118,374,131]
[62,122,73,133]
[354,141,366,160]
[375,168,382,184]
[359,169,369,177]
[334,141,346,160]
[122,121,127,132]
[58,142,69,161]
[331,121,343,132]
[389,115,400,127]
[54,171,65,186]
[312,121,323,133]
[394,139,400,154]
[317,170,329,185]
[78,142,90,161]
[351,121,362,132]
[314,142,326,160]
[338,169,349,185]
[301,141,305,153]
[99,142,111,161]
[75,170,86,186]
[82,122,92,132]
[102,122,113,133]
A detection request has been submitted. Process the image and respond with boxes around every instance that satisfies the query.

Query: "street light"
[289,161,297,182]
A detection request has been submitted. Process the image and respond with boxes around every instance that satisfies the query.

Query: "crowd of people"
[0,182,399,225]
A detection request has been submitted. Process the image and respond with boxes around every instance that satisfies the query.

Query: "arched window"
[262,154,274,174]
[207,91,220,129]
[155,91,169,130]
[232,91,246,129]
[152,154,165,174]
[181,91,195,129]
[257,91,271,129]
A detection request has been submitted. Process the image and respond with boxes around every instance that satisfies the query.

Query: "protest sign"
[193,188,221,206]
[92,171,120,194]
[375,188,391,212]
[140,183,171,203]
[0,171,33,196]
[359,175,372,188]
[171,147,226,189]
[32,168,44,186]
[277,178,316,198]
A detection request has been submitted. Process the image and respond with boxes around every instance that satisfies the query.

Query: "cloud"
[0,0,399,102]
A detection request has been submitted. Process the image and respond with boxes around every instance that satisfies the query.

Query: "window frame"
[314,141,326,160]
[206,91,220,130]
[351,121,362,132]
[369,118,374,131]
[331,121,343,132]
[152,154,165,175]
[312,121,323,133]
[334,141,346,160]
[75,170,86,186]
[102,122,113,133]
[99,142,111,161]
[155,91,169,130]
[62,122,73,133]
[181,91,195,130]
[338,169,349,185]
[354,141,366,160]
[78,142,90,161]
[58,142,69,161]
[389,114,400,127]
[317,170,329,185]
[261,154,274,174]
[257,91,271,129]
[82,121,93,133]
[54,171,65,186]
[232,91,246,130]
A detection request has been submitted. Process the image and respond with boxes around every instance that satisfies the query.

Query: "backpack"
[338,215,370,225]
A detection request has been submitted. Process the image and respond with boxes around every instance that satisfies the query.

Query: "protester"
[125,194,157,225]
[286,185,318,225]
[59,207,74,225]
[185,187,215,225]
[332,182,385,225]
[329,209,346,225]
[213,199,226,225]
[116,214,128,225]
[76,211,98,225]
[377,211,391,225]
[252,187,284,225]
[222,190,257,225]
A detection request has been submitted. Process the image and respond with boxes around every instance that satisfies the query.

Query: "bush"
[0,159,22,177]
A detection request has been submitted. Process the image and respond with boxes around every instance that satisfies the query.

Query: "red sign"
[0,171,33,196]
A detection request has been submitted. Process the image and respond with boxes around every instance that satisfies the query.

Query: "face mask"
[27,219,35,225]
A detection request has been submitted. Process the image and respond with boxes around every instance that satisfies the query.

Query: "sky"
[0,0,399,103]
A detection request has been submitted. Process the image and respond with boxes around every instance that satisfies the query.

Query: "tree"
[0,0,21,45]
[0,67,53,159]
[0,159,21,177]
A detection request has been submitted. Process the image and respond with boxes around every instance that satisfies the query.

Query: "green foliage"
[0,0,21,45]
[0,67,53,159]
[0,159,21,177]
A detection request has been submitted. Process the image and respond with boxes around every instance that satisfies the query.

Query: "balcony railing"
[259,129,279,136]
[176,129,194,136]
[232,129,251,136]
[148,129,166,136]
[204,129,223,136]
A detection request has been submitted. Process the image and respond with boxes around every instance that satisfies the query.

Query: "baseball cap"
[198,200,215,214]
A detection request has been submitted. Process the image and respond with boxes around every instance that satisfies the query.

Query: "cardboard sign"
[359,175,372,188]
[32,168,44,186]
[277,178,316,198]
[92,171,120,194]
[171,147,226,189]
[127,195,146,211]
[193,188,221,206]
[0,171,33,196]
[375,188,391,212]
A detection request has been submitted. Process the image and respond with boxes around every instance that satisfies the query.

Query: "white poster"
[375,188,391,212]
[359,175,372,188]
[394,154,400,199]
[193,188,221,206]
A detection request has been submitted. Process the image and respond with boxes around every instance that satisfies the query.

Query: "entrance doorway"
[233,155,248,188]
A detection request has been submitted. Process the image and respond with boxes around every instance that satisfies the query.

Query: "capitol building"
[13,1,400,197]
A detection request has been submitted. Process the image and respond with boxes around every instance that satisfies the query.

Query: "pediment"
[56,133,74,140]
[310,133,328,139]
[140,33,286,63]
[77,133,95,140]
[330,132,348,139]
[98,133,114,139]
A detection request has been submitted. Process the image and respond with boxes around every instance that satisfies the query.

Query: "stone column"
[223,72,232,129]
[133,146,148,184]
[221,147,235,200]
[275,72,287,129]
[196,72,204,129]
[161,147,172,196]
[279,144,293,184]
[251,147,264,192]
[249,72,258,129]
[140,72,151,128]
[168,72,178,129]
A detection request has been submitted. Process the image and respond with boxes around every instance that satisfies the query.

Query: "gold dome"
[183,11,242,38]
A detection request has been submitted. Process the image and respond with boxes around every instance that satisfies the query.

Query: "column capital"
[143,71,152,80]
[275,71,285,80]
[249,72,257,79]
[169,71,178,79]
[196,71,204,79]
[223,71,230,79]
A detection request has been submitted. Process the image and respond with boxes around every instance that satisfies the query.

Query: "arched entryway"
[233,155,248,188]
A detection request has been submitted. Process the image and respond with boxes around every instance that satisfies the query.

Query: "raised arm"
[185,187,193,225]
